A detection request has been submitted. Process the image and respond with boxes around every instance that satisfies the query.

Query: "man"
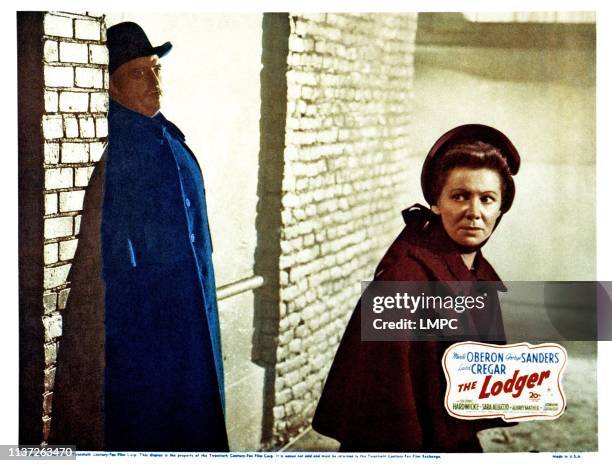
[101,22,228,451]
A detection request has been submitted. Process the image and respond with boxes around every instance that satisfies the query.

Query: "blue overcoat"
[101,100,228,451]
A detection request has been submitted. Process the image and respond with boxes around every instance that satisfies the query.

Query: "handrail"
[217,275,265,301]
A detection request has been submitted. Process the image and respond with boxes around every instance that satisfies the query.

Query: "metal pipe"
[216,275,265,301]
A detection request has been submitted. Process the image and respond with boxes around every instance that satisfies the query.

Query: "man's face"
[109,55,162,117]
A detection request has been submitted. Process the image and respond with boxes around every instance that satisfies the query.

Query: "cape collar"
[400,204,506,288]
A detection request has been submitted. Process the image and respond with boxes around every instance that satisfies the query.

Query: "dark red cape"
[312,205,512,452]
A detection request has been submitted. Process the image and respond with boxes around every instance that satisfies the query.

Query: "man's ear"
[431,205,440,215]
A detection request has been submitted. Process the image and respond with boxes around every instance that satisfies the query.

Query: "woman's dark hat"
[107,22,172,75]
[420,123,521,209]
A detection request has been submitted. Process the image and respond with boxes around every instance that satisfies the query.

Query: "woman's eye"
[481,195,496,203]
[451,193,467,201]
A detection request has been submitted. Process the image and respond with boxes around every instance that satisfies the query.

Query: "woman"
[312,124,520,452]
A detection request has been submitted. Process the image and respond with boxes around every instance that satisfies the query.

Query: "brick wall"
[39,11,108,443]
[22,11,417,449]
[268,13,418,447]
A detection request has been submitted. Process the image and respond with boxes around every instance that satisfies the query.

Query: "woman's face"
[432,167,503,248]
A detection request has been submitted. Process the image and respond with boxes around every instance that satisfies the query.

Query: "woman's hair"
[430,139,515,212]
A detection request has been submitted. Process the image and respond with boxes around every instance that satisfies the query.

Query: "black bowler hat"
[106,22,172,75]
[420,124,521,210]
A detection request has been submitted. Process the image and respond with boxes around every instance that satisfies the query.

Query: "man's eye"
[130,70,145,79]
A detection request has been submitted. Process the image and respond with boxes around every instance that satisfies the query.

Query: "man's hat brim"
[107,21,173,75]
[152,41,173,59]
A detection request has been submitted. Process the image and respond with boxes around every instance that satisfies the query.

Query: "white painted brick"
[44,243,58,265]
[79,116,95,138]
[59,92,89,112]
[59,239,79,261]
[43,292,57,314]
[90,92,108,113]
[42,115,63,139]
[90,142,106,162]
[88,44,109,65]
[59,42,88,64]
[44,65,73,88]
[44,143,60,164]
[44,217,73,240]
[43,313,63,340]
[44,367,57,392]
[44,91,58,112]
[45,167,73,190]
[95,117,108,137]
[104,70,109,89]
[75,67,103,88]
[43,264,71,289]
[58,288,71,309]
[61,143,89,163]
[75,166,94,187]
[74,215,82,235]
[59,190,86,212]
[44,342,58,366]
[74,19,100,40]
[43,40,58,62]
[45,193,58,215]
[44,14,73,38]
[63,116,79,138]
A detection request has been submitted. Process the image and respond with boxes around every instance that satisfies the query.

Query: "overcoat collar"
[109,99,201,170]
[109,99,183,139]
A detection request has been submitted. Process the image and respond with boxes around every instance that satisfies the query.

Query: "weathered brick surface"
[75,19,101,40]
[44,243,59,265]
[59,239,79,261]
[44,65,73,88]
[42,115,64,139]
[39,12,107,444]
[44,14,73,38]
[59,190,86,212]
[43,293,58,314]
[44,217,73,239]
[75,67,103,88]
[44,91,59,112]
[59,91,89,112]
[267,13,418,448]
[45,167,73,190]
[59,42,89,63]
[43,313,63,341]
[61,142,89,163]
[44,143,60,164]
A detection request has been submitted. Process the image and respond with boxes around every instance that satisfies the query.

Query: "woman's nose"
[465,198,481,219]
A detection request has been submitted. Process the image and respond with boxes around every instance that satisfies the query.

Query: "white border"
[1,1,609,465]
